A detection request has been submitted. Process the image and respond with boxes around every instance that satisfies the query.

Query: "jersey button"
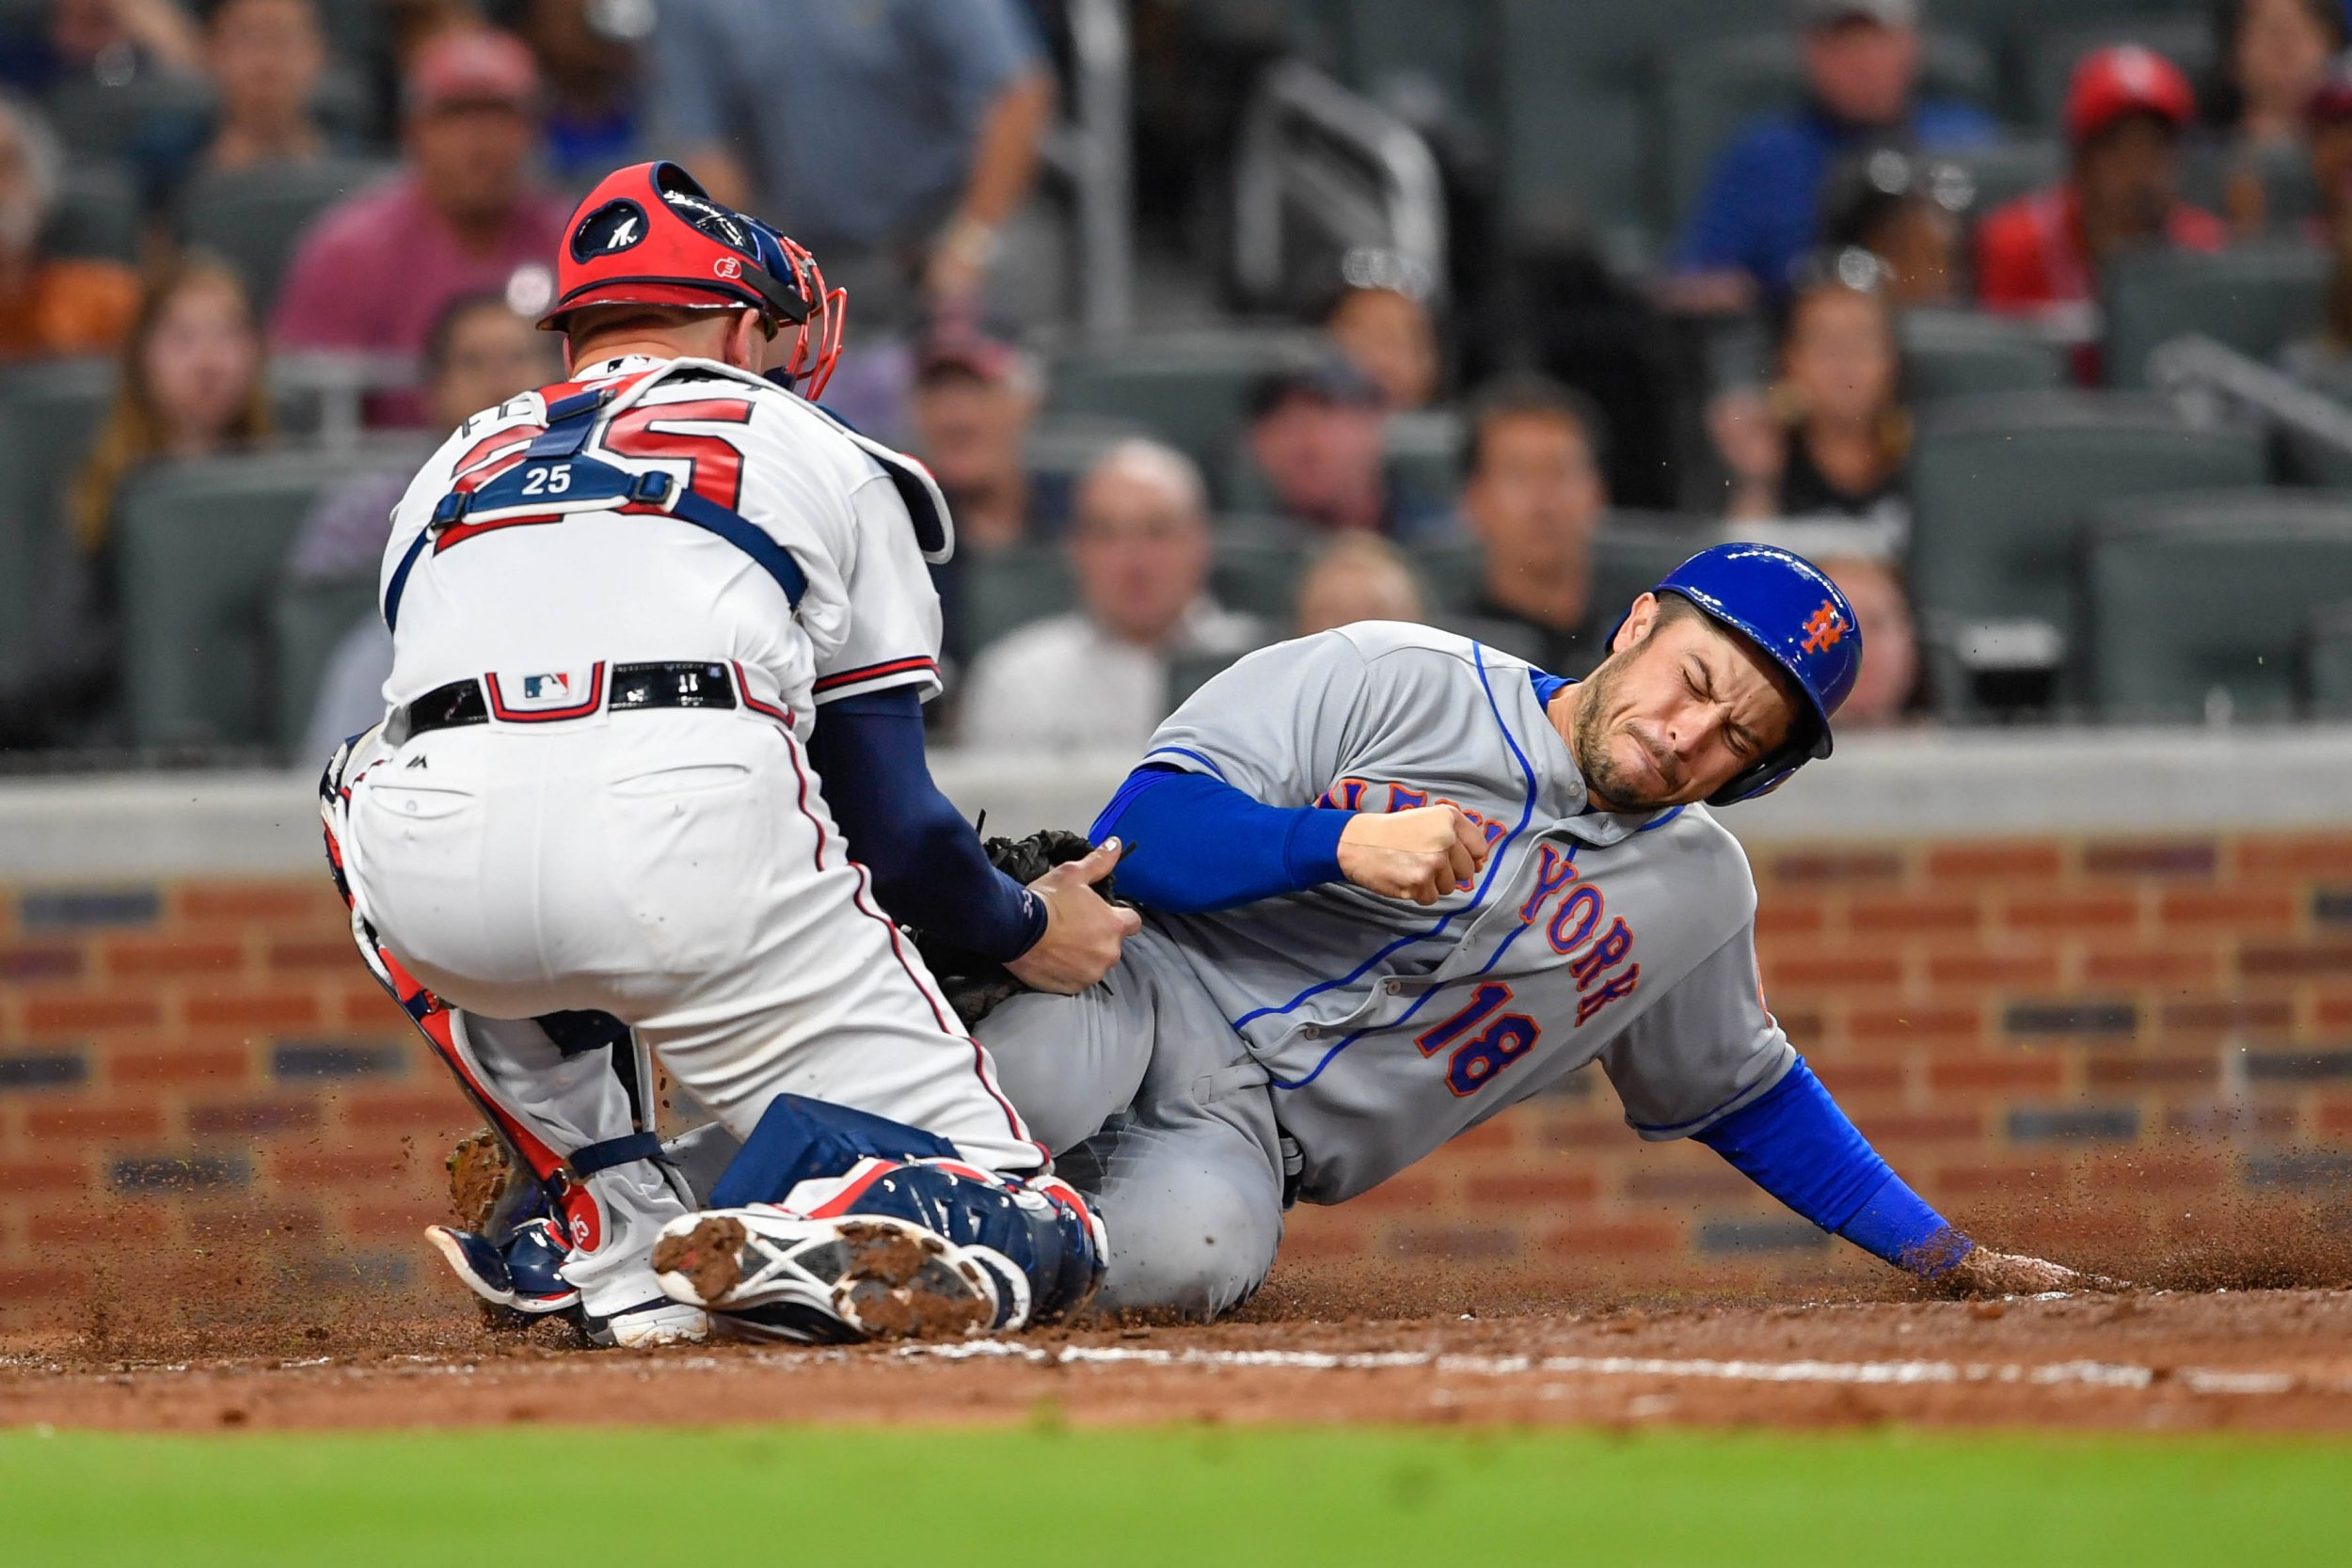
[1300,1025,1322,1039]
[1383,979,1402,995]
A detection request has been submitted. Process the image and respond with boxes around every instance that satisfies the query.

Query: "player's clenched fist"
[1337,805,1492,906]
[1006,837,1144,995]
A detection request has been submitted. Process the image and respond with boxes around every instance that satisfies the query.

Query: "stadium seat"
[1907,392,2265,650]
[43,158,140,264]
[1383,410,1463,498]
[2101,244,2330,390]
[2305,599,2352,717]
[1495,0,1769,253]
[1326,0,1490,127]
[179,158,398,316]
[1940,140,2063,231]
[113,451,354,748]
[2010,17,2214,132]
[1168,645,1257,712]
[270,575,379,752]
[2081,491,2352,721]
[1210,536,1310,621]
[1221,410,1461,516]
[1433,611,1549,666]
[2280,356,2352,487]
[1044,330,1329,485]
[1411,513,1713,620]
[1019,415,1150,523]
[44,71,215,161]
[1659,31,1995,236]
[957,544,1076,657]
[2180,140,2320,236]
[1900,309,2066,403]
[0,358,117,674]
[1497,76,1649,257]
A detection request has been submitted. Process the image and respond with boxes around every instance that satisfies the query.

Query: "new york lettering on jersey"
[1137,624,1788,1204]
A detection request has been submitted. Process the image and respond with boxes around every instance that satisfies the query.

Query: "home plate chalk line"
[888,1341,2344,1398]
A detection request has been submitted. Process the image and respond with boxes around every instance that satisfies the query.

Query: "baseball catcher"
[322,161,1135,1346]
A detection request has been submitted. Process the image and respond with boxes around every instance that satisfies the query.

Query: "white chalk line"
[890,1340,2340,1397]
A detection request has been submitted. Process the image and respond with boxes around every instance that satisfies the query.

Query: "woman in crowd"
[1323,248,1442,410]
[71,252,270,545]
[2208,0,2344,148]
[0,255,269,746]
[1708,247,1911,539]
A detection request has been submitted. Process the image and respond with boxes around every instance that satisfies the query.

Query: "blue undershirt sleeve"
[805,688,1046,962]
[1695,1058,1972,1277]
[1089,765,1352,914]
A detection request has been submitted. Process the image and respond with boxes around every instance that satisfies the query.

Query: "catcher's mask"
[540,160,847,400]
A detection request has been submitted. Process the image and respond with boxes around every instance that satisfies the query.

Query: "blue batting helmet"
[1644,543,1862,806]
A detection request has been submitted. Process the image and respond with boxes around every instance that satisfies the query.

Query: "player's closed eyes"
[1685,659,1756,758]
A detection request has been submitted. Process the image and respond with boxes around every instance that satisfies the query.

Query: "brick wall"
[4,832,2350,1329]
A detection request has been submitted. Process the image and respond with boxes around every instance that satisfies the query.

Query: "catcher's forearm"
[808,689,1045,960]
[1695,1058,1972,1277]
[1088,765,1351,914]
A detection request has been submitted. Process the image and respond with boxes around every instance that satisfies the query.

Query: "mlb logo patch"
[505,667,596,711]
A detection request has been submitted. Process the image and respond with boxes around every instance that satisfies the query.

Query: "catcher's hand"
[1006,836,1139,995]
[914,827,1137,1025]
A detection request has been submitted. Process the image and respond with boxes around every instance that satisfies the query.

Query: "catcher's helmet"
[540,161,847,398]
[1638,543,1862,807]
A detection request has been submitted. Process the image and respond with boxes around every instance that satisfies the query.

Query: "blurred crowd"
[3,0,2351,764]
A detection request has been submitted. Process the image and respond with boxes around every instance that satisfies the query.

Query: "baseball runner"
[320,162,1134,1347]
[659,543,2080,1320]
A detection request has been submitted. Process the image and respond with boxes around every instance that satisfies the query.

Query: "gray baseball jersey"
[1139,621,1794,1205]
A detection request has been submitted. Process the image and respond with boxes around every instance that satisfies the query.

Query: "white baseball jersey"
[333,350,1046,1320]
[378,352,947,726]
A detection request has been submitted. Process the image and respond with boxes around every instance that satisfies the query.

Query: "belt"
[402,661,746,738]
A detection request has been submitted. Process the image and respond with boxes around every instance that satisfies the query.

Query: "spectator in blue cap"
[1666,0,1994,310]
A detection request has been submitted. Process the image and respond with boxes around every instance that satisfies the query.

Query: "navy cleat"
[423,1216,582,1316]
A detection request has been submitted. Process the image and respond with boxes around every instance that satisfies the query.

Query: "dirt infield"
[5,1281,2349,1435]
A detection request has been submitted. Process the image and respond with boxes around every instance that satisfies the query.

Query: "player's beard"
[1569,655,1681,813]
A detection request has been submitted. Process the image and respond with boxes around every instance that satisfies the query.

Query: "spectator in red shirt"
[1975,46,2227,340]
[269,27,570,422]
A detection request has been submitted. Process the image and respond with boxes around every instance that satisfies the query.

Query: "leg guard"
[650,1095,1106,1342]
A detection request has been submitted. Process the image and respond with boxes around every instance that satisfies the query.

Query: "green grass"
[4,1424,2348,1567]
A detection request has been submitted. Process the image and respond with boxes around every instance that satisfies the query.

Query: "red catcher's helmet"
[540,161,847,399]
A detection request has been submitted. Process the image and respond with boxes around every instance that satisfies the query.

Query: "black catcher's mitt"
[913,827,1116,1026]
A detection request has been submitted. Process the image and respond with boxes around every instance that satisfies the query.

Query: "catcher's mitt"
[913,827,1118,1026]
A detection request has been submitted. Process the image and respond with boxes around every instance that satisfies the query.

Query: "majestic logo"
[712,256,743,280]
[1801,599,1846,654]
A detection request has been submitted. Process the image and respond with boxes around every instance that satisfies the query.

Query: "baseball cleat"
[651,1208,1003,1343]
[424,1217,582,1315]
[584,1297,710,1348]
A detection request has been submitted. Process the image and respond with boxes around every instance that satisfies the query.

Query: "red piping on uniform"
[812,656,939,695]
[773,719,1044,1164]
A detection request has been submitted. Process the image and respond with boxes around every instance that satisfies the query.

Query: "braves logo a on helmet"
[543,163,850,398]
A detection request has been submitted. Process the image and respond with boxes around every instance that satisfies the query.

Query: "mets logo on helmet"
[1801,599,1846,654]
[713,256,743,280]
